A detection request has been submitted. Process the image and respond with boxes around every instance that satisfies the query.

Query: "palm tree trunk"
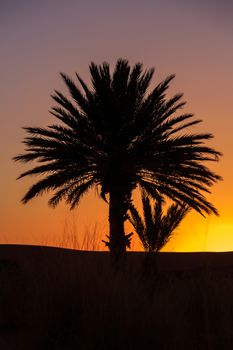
[108,186,127,260]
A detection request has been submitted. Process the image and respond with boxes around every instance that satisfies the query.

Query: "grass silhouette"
[48,220,103,251]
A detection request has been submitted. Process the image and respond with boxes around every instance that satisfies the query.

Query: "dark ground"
[1,245,233,349]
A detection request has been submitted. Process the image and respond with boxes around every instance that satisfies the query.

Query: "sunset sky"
[1,0,233,251]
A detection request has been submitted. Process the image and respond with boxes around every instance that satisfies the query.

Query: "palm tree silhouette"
[128,191,190,252]
[13,59,222,257]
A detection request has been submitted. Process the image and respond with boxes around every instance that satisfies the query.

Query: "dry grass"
[42,219,104,251]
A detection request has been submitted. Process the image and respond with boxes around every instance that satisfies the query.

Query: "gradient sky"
[1,0,233,251]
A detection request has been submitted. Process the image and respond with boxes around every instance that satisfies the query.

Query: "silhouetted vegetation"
[128,191,190,252]
[13,59,222,258]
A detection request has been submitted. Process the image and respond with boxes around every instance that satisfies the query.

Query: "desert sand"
[1,245,233,349]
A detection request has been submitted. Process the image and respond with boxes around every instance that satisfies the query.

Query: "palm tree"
[13,59,222,258]
[128,191,190,252]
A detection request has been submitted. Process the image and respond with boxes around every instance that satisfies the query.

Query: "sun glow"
[206,223,233,252]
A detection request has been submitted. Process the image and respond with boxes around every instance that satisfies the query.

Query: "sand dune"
[1,244,233,272]
[1,245,233,349]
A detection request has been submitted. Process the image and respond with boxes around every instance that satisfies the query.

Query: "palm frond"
[21,171,72,204]
[128,201,148,250]
[59,73,88,114]
[141,190,154,235]
[129,190,191,252]
[112,59,131,96]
